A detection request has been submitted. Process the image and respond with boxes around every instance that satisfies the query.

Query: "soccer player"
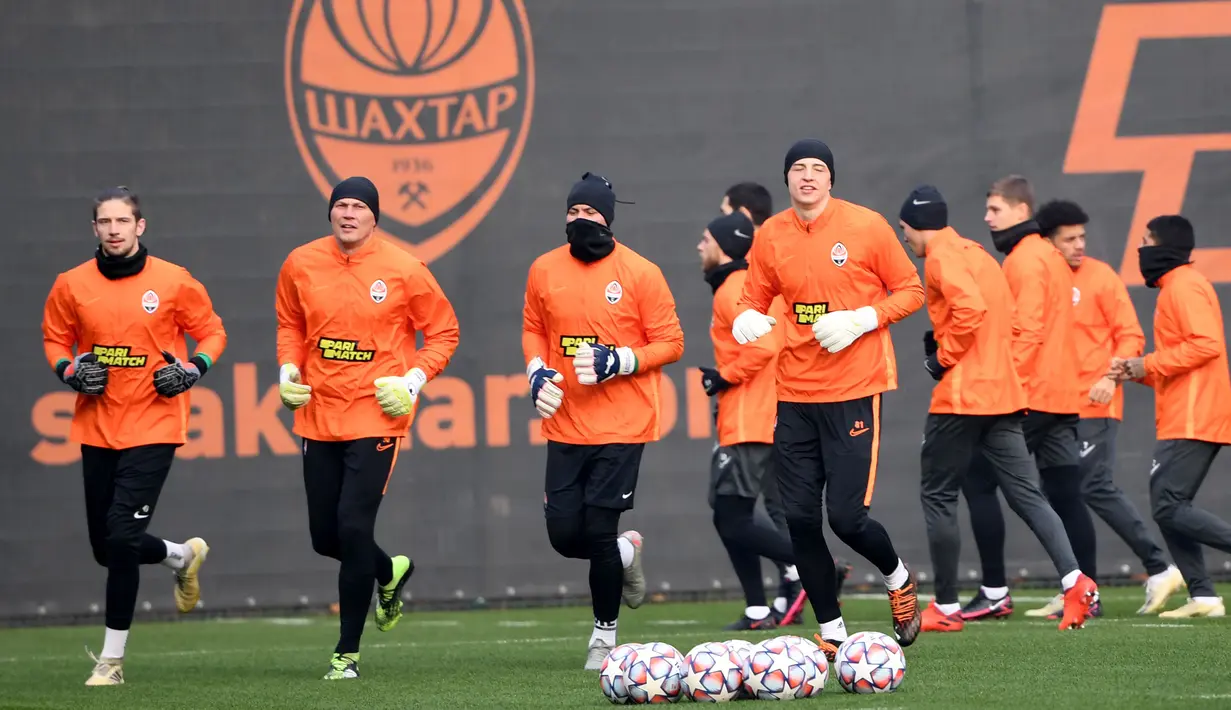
[523,172,684,669]
[697,211,802,630]
[275,176,459,679]
[959,176,1099,621]
[733,139,925,658]
[1037,200,1185,614]
[42,186,225,686]
[897,186,1099,633]
[1108,215,1231,618]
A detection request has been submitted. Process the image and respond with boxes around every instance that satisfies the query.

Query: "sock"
[981,586,1008,600]
[1061,570,1081,590]
[102,627,128,659]
[590,619,617,647]
[1193,596,1221,605]
[160,540,188,571]
[617,537,634,569]
[819,617,848,642]
[745,605,770,620]
[784,565,800,582]
[936,602,962,616]
[883,559,909,590]
[773,597,788,614]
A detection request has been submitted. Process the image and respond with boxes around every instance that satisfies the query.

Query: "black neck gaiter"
[566,219,615,263]
[95,243,148,280]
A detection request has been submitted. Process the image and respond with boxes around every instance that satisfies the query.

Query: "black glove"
[153,351,206,397]
[923,330,938,357]
[924,351,949,381]
[699,366,733,397]
[58,353,108,395]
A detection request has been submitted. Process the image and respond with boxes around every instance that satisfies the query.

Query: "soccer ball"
[600,643,644,705]
[723,639,757,699]
[771,635,828,697]
[742,636,823,700]
[624,643,684,704]
[681,642,745,702]
[835,631,906,694]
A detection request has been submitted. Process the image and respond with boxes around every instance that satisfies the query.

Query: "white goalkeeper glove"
[573,342,636,385]
[374,367,427,418]
[527,357,564,418]
[732,309,777,345]
[812,306,879,353]
[278,363,312,410]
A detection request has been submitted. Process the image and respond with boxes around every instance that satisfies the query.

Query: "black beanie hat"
[899,185,948,230]
[328,176,380,224]
[783,139,835,187]
[567,172,617,226]
[707,212,756,260]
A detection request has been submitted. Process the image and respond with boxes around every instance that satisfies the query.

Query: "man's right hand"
[279,363,312,410]
[527,357,564,419]
[61,353,108,395]
[732,309,776,345]
[1088,376,1116,405]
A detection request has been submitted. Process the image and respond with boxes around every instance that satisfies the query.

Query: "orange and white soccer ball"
[681,641,745,702]
[623,642,684,704]
[742,636,824,700]
[600,642,644,705]
[835,631,906,694]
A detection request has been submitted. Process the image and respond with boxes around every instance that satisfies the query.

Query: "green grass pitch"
[1,585,1228,709]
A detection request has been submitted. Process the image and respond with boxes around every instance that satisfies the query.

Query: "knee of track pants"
[89,540,109,568]
[1149,486,1181,530]
[546,516,587,559]
[104,529,141,567]
[335,519,376,561]
[826,503,870,542]
[783,501,824,537]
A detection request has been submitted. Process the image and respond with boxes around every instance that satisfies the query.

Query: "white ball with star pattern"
[600,642,644,705]
[681,642,745,702]
[771,635,828,696]
[742,636,823,700]
[623,642,683,704]
[835,631,905,694]
[722,639,757,699]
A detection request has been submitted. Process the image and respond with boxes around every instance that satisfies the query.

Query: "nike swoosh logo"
[1150,460,1160,476]
[133,511,149,519]
[734,229,752,239]
[1079,443,1096,458]
[849,427,869,437]
[376,442,394,452]
[913,199,931,205]
[621,491,633,499]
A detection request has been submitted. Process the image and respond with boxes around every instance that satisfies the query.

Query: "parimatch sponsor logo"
[793,302,830,325]
[559,335,601,357]
[91,345,147,368]
[317,337,375,362]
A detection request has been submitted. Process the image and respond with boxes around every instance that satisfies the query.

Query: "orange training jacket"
[1072,257,1144,420]
[712,268,785,446]
[1002,233,1080,414]
[522,242,685,445]
[923,228,1026,416]
[737,200,925,403]
[276,235,459,441]
[1143,264,1231,444]
[42,254,227,449]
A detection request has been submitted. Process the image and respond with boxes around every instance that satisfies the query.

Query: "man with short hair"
[697,210,802,630]
[897,186,1098,633]
[523,172,684,669]
[721,182,774,228]
[734,139,925,658]
[276,176,460,679]
[959,176,1100,621]
[1037,199,1184,615]
[1109,215,1231,618]
[43,186,225,686]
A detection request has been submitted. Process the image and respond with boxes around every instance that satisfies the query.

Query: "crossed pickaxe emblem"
[400,181,429,209]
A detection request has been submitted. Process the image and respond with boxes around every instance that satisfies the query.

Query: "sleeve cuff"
[55,359,70,380]
[190,355,211,375]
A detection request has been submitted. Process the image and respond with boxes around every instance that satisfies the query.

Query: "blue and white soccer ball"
[742,636,824,700]
[835,631,906,694]
[600,642,644,705]
[681,641,745,702]
[623,642,684,704]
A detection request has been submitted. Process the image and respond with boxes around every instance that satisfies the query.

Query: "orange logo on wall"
[1064,1,1231,286]
[285,0,535,264]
